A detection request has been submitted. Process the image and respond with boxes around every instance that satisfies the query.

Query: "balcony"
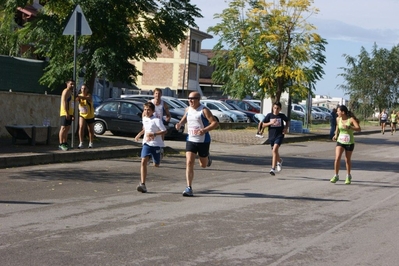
[189,51,208,66]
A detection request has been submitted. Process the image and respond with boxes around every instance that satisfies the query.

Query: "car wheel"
[93,121,106,135]
[230,117,234,122]
[213,116,219,122]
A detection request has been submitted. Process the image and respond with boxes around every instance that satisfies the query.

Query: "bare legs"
[334,146,352,175]
[185,151,210,187]
[271,144,281,168]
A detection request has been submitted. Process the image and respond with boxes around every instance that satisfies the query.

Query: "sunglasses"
[188,97,199,100]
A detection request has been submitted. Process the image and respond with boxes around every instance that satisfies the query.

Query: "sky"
[189,0,399,99]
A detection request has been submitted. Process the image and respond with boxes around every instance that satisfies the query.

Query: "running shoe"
[58,144,69,151]
[207,155,212,167]
[345,174,352,185]
[269,168,275,176]
[330,174,339,183]
[78,142,83,149]
[276,159,283,172]
[137,183,147,193]
[255,133,264,138]
[88,142,93,148]
[182,187,193,197]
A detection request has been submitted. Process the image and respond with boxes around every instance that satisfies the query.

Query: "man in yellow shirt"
[58,79,75,151]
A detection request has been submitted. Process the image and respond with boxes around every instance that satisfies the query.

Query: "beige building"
[131,28,212,97]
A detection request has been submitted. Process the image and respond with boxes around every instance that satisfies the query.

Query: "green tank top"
[337,117,355,144]
[391,113,397,123]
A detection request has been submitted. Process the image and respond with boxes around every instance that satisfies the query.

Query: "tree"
[208,0,326,103]
[339,43,399,118]
[0,0,202,90]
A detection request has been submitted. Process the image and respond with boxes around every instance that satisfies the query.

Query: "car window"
[206,103,218,110]
[170,99,187,108]
[101,102,119,112]
[121,102,141,115]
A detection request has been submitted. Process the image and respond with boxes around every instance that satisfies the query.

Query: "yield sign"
[62,4,92,36]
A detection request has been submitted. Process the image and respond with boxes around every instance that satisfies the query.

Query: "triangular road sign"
[63,4,92,36]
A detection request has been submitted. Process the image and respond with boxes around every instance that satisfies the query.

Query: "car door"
[96,102,120,131]
[118,102,143,134]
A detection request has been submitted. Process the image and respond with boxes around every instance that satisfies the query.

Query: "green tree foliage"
[208,0,326,102]
[0,0,202,90]
[339,43,399,118]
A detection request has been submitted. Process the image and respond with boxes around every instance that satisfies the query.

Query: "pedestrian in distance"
[259,101,290,176]
[76,84,95,149]
[329,108,337,140]
[390,110,397,135]
[175,92,219,197]
[379,109,388,134]
[330,105,361,185]
[134,102,167,193]
[58,79,75,151]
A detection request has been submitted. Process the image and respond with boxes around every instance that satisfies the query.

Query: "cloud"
[311,18,399,46]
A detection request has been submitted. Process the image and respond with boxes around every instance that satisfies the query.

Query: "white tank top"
[151,99,164,120]
[186,105,211,143]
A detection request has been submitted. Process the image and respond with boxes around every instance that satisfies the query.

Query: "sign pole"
[63,5,92,148]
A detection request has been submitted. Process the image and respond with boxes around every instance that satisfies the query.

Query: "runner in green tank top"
[330,105,361,185]
[390,110,397,135]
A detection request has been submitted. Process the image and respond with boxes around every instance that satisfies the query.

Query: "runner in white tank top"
[175,92,219,197]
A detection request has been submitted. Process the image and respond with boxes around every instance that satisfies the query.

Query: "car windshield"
[218,101,234,110]
[162,98,181,109]
[210,102,229,111]
[169,98,187,108]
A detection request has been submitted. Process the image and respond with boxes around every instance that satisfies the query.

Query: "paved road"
[1,133,398,265]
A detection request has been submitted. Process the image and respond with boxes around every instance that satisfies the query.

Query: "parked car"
[292,103,320,120]
[312,106,332,121]
[92,94,103,109]
[221,99,260,113]
[246,99,262,108]
[93,99,184,139]
[178,98,189,106]
[178,98,230,123]
[201,99,248,122]
[120,95,185,120]
[223,101,256,123]
[315,106,332,114]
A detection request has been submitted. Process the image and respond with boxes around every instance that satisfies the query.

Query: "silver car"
[201,99,248,122]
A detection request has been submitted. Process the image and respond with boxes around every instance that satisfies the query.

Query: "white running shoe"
[255,133,264,138]
[78,142,83,149]
[276,159,283,172]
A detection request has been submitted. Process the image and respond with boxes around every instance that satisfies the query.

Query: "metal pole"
[71,11,80,148]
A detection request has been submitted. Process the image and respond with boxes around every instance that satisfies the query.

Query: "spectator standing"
[330,108,337,140]
[76,84,95,148]
[58,79,75,151]
[175,92,219,197]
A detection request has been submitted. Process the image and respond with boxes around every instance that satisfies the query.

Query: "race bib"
[188,126,201,136]
[79,106,88,114]
[338,133,350,144]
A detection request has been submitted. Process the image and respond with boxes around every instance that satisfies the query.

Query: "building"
[130,28,212,98]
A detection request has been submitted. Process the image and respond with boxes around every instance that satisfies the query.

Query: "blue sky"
[190,0,399,99]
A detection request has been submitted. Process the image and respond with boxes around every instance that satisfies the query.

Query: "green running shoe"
[330,175,339,183]
[345,175,352,185]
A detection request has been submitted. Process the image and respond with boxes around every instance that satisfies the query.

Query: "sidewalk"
[0,125,381,169]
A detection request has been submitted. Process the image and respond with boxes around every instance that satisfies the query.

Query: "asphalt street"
[1,132,398,265]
